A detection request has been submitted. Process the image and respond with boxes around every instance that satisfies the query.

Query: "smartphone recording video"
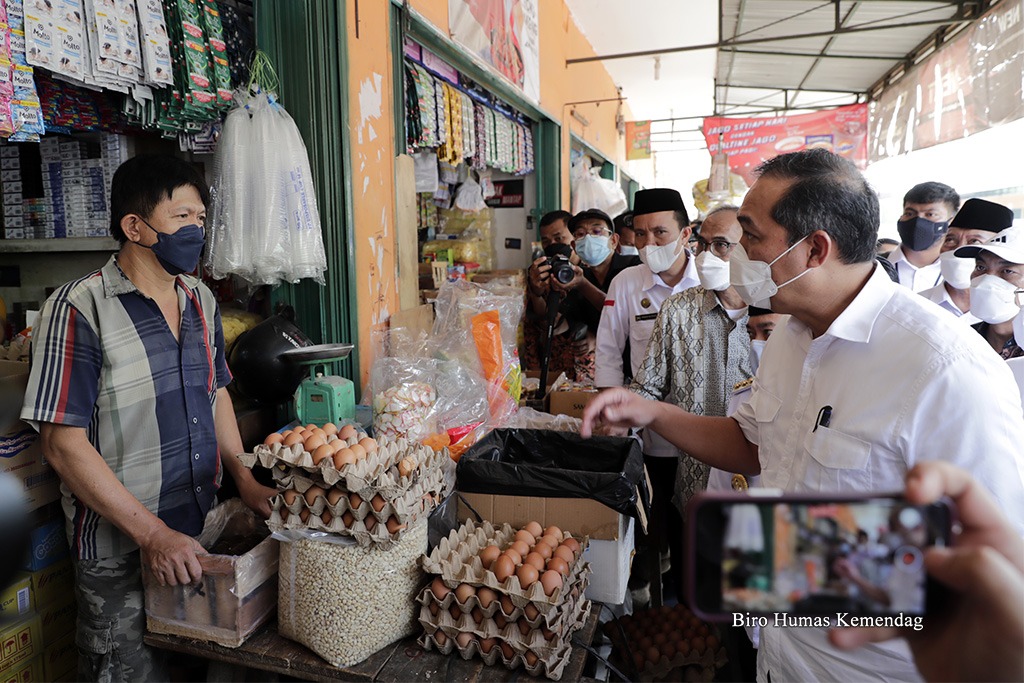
[687,492,953,622]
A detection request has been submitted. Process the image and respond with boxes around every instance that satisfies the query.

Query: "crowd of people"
[523,149,1024,682]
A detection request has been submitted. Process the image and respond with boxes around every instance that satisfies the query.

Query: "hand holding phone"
[829,462,1024,683]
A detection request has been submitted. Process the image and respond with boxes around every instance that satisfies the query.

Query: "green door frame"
[388,2,560,236]
[255,0,360,391]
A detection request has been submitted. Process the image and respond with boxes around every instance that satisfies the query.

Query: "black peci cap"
[949,198,1014,233]
[633,188,689,222]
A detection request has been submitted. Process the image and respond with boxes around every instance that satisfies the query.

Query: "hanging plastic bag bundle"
[206,101,254,281]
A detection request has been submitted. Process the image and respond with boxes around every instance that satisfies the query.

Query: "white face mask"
[729,237,811,308]
[970,274,1022,324]
[939,250,975,290]
[695,250,731,291]
[1013,306,1024,347]
[639,238,684,274]
[749,339,766,374]
[618,245,639,256]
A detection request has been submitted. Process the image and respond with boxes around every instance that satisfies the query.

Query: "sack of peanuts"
[276,519,428,667]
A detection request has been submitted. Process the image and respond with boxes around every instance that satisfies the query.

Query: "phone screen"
[687,493,953,621]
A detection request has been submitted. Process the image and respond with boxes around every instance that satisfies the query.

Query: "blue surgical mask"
[619,245,639,256]
[140,218,205,275]
[576,234,613,266]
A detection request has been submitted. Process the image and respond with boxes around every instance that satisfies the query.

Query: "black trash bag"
[456,429,650,523]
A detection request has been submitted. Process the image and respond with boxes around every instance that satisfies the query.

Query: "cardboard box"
[547,389,598,419]
[23,517,69,572]
[581,515,635,604]
[0,576,32,619]
[0,614,42,672]
[37,594,76,646]
[458,493,622,541]
[0,361,61,513]
[28,559,73,610]
[0,654,43,683]
[40,632,75,680]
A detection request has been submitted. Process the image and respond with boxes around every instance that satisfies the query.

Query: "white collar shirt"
[887,246,943,292]
[731,266,1024,683]
[919,283,981,325]
[595,258,699,388]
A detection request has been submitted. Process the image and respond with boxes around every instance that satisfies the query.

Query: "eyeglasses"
[573,227,612,240]
[693,236,738,258]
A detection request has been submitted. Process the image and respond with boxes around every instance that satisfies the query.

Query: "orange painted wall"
[346,0,398,388]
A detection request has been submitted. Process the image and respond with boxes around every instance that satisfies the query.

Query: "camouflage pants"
[74,552,168,683]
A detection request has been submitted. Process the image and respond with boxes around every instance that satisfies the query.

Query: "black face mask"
[896,217,948,252]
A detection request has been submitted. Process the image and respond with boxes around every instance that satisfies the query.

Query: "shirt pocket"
[750,387,782,423]
[803,426,872,492]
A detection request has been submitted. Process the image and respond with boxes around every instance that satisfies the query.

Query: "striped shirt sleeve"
[21,297,102,429]
[213,309,232,389]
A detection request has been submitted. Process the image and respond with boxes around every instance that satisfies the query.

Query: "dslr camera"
[543,243,576,285]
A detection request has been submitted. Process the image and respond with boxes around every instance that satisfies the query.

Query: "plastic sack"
[413,151,438,193]
[456,429,650,523]
[509,407,582,433]
[276,519,426,667]
[454,175,487,212]
[571,167,628,217]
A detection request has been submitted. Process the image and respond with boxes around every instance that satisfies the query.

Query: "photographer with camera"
[524,209,640,383]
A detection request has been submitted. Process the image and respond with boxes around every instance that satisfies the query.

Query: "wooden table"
[144,604,602,682]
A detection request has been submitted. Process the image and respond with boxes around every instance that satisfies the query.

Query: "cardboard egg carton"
[416,584,590,657]
[267,495,434,550]
[616,645,728,682]
[422,520,590,611]
[417,629,572,680]
[415,574,590,633]
[243,437,450,496]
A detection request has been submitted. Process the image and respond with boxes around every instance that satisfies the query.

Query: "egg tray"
[417,629,573,681]
[242,435,449,495]
[610,643,727,682]
[422,519,590,611]
[271,473,445,527]
[415,579,591,652]
[267,493,439,550]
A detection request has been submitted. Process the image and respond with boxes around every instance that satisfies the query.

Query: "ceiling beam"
[567,16,971,64]
[716,83,865,95]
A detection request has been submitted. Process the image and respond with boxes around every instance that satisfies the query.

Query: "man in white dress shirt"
[919,198,1015,324]
[887,182,959,292]
[582,149,1024,683]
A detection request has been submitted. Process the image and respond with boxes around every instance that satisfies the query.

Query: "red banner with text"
[702,104,868,185]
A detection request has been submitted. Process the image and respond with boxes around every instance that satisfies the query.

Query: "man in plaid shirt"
[22,155,276,681]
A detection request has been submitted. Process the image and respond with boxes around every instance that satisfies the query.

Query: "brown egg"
[363,515,377,532]
[553,545,574,565]
[524,521,543,538]
[471,607,485,624]
[299,508,310,523]
[433,630,448,647]
[697,623,709,637]
[479,544,501,570]
[540,569,563,596]
[320,509,332,524]
[449,605,462,620]
[339,425,357,440]
[654,633,668,646]
[359,437,377,454]
[561,537,581,556]
[349,443,366,460]
[304,485,325,506]
[494,614,508,629]
[386,516,405,534]
[499,595,515,616]
[264,432,285,446]
[476,587,497,609]
[455,632,474,649]
[646,646,660,663]
[283,432,304,447]
[546,557,569,577]
[428,602,439,617]
[691,636,706,654]
[524,603,539,620]
[312,444,333,465]
[499,642,514,660]
[304,423,317,432]
[533,542,552,560]
[454,583,476,605]
[633,652,645,670]
[479,637,496,654]
[349,492,363,509]
[706,634,720,651]
[677,640,690,657]
[524,552,545,571]
[517,618,531,636]
[341,511,354,527]
[662,642,677,661]
[492,554,515,582]
[333,449,356,468]
[524,650,539,666]
[537,534,560,550]
[326,489,345,505]
[516,563,539,589]
[503,548,522,566]
[509,540,531,559]
[542,627,556,641]
[303,435,326,452]
[322,422,338,436]
[397,456,416,478]
[331,438,348,453]
[543,525,562,539]
[369,494,386,513]
[282,489,300,506]
[514,529,536,546]
[310,428,327,441]
[430,576,450,600]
